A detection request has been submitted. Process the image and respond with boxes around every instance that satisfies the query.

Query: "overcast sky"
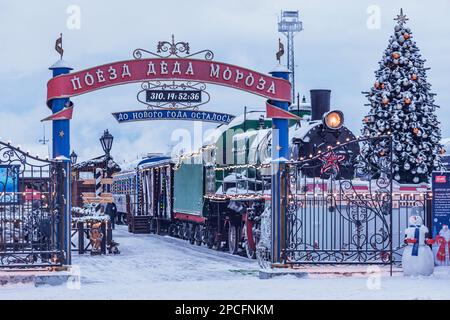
[0,0,448,164]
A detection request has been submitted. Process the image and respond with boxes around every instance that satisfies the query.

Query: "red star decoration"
[319,151,345,175]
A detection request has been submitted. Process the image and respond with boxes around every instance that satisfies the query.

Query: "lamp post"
[70,150,78,166]
[100,129,114,178]
[70,150,78,208]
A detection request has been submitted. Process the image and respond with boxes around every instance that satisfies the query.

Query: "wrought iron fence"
[0,142,64,268]
[284,136,398,266]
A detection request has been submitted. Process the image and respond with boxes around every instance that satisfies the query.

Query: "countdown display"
[146,90,202,103]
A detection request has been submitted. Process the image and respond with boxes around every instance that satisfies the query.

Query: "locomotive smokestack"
[310,89,331,121]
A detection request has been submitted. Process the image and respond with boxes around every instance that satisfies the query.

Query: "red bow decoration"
[435,236,449,262]
[320,151,345,175]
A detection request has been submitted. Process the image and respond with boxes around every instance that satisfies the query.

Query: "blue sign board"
[431,172,450,237]
[112,109,235,125]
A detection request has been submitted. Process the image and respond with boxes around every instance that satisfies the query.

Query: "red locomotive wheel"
[228,224,240,255]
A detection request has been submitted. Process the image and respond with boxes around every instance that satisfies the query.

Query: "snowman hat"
[409,215,423,227]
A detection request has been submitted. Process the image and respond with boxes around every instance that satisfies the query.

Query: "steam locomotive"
[111,89,359,257]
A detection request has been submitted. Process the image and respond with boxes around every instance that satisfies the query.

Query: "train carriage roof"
[137,156,172,169]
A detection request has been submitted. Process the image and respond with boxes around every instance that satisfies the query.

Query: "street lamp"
[100,129,114,177]
[70,150,78,165]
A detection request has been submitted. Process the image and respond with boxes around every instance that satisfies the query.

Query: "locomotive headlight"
[323,110,344,130]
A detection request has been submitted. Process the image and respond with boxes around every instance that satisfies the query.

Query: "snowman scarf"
[411,226,420,256]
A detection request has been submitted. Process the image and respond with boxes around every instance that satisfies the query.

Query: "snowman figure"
[433,225,450,266]
[402,215,434,276]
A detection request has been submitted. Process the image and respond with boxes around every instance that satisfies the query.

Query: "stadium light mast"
[278,10,303,102]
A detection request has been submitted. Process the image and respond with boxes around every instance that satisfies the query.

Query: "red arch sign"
[47,58,291,106]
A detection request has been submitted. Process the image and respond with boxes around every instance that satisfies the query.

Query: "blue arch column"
[269,66,291,264]
[49,60,72,159]
[49,60,73,265]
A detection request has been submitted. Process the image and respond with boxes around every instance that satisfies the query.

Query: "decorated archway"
[45,36,295,264]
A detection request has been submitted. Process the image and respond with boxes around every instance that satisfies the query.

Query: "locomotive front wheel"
[188,224,195,245]
[194,225,202,246]
[155,218,161,235]
[243,222,258,259]
[206,229,215,249]
[228,224,239,255]
[244,241,256,259]
[212,232,223,251]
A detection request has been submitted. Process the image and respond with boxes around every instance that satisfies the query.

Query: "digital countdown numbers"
[146,90,202,103]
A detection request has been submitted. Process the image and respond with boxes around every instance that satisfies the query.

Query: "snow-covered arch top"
[46,58,291,107]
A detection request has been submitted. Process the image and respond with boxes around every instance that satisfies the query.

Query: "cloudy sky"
[0,0,448,164]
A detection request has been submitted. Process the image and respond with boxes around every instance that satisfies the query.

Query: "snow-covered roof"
[269,64,291,74]
[138,156,172,169]
[117,155,173,173]
[73,155,121,172]
[290,121,322,142]
[203,111,266,146]
[289,101,311,112]
[49,59,73,70]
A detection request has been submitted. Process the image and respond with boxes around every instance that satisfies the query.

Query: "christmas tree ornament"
[403,33,410,40]
[433,160,440,168]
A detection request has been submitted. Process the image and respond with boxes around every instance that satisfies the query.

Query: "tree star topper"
[394,8,409,25]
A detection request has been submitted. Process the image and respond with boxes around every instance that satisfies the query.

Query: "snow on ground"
[1,225,450,300]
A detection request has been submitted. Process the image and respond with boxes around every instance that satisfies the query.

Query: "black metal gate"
[285,136,397,265]
[0,141,64,268]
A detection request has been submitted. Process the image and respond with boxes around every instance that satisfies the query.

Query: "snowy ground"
[1,225,450,300]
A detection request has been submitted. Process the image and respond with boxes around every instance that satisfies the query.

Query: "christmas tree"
[360,9,442,184]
